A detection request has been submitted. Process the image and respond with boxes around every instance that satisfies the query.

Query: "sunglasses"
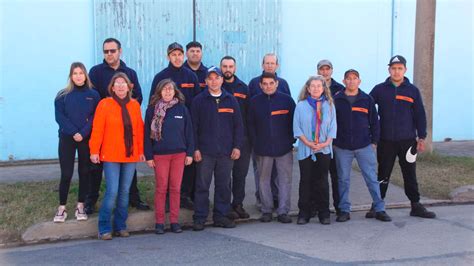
[103,49,118,54]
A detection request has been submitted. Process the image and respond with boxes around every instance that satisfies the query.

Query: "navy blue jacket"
[222,76,250,140]
[248,72,291,98]
[248,92,296,157]
[150,63,201,109]
[89,60,143,104]
[191,89,244,157]
[334,89,380,150]
[54,86,100,138]
[329,78,345,96]
[183,60,208,89]
[370,77,427,141]
[144,103,194,160]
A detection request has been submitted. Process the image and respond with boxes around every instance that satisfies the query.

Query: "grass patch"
[389,152,474,199]
[0,176,156,244]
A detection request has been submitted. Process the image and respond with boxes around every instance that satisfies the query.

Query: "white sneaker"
[53,209,67,223]
[75,208,88,221]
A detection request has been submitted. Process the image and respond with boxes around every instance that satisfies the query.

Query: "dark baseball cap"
[167,42,184,55]
[388,55,407,66]
[344,69,360,78]
[206,66,223,78]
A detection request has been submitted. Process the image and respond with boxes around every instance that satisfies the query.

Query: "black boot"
[410,202,436,218]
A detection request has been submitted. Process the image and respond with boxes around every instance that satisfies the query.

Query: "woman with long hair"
[144,79,194,234]
[293,75,337,225]
[54,62,100,222]
[89,72,144,240]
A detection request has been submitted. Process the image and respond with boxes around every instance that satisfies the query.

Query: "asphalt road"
[1,205,473,265]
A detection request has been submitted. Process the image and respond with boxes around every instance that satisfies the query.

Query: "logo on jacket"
[174,116,183,119]
[405,145,417,163]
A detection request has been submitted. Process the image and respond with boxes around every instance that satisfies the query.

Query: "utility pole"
[413,0,436,153]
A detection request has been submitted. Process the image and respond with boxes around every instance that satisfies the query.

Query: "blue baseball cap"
[206,66,223,78]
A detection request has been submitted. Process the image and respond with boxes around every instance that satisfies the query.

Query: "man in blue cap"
[191,67,244,231]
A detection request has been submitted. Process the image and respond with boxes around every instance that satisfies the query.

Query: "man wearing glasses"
[86,38,149,214]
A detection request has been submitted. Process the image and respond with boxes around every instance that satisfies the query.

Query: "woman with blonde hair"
[89,72,144,240]
[293,75,337,225]
[144,78,194,234]
[54,62,100,222]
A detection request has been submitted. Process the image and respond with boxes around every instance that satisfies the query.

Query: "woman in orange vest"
[89,72,144,240]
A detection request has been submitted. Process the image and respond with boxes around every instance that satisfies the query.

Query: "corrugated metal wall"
[94,0,281,105]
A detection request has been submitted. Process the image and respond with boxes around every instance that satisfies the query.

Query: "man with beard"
[220,56,251,219]
[184,41,207,89]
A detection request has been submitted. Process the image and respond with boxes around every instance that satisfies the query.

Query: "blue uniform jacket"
[248,72,291,98]
[334,89,380,150]
[150,63,201,109]
[191,89,244,157]
[330,78,345,96]
[248,91,296,157]
[144,103,194,160]
[54,86,100,138]
[89,60,143,104]
[183,60,208,89]
[222,76,250,141]
[370,77,427,141]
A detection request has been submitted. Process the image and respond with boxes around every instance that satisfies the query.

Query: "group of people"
[54,38,436,241]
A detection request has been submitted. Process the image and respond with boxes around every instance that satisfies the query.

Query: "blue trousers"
[334,145,385,213]
[193,155,233,223]
[98,162,136,235]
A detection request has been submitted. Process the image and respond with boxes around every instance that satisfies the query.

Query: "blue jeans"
[334,145,385,213]
[98,162,136,235]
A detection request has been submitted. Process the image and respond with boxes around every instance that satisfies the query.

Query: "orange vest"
[89,98,144,162]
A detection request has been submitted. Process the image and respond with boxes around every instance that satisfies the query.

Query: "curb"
[11,199,472,247]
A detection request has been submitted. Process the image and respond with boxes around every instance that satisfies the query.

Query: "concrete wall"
[0,0,95,160]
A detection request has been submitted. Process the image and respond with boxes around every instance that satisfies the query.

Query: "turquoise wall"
[0,0,472,160]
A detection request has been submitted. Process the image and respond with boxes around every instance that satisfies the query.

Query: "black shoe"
[155,223,165,234]
[319,217,331,225]
[297,216,309,225]
[131,200,150,211]
[365,207,375,218]
[180,197,194,211]
[277,214,292,223]
[84,204,95,215]
[336,212,350,222]
[170,223,183,233]
[375,211,392,222]
[410,202,436,218]
[193,221,205,231]
[260,213,273,223]
[213,217,236,228]
[227,210,239,220]
[233,204,250,219]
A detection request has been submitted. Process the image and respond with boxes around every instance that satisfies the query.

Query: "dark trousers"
[181,162,196,200]
[298,154,331,219]
[231,141,251,206]
[87,165,142,206]
[377,139,420,203]
[193,154,233,222]
[58,136,90,205]
[329,154,340,211]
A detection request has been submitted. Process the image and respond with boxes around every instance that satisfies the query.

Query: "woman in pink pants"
[144,79,194,234]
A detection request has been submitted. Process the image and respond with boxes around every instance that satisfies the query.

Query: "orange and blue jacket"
[89,98,144,162]
[370,77,427,141]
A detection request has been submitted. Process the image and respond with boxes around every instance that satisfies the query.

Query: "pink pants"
[153,152,186,224]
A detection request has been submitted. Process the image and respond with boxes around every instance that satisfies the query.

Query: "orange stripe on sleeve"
[233,93,247,99]
[181,83,195,88]
[396,95,414,103]
[352,107,369,114]
[218,108,234,113]
[271,110,289,115]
